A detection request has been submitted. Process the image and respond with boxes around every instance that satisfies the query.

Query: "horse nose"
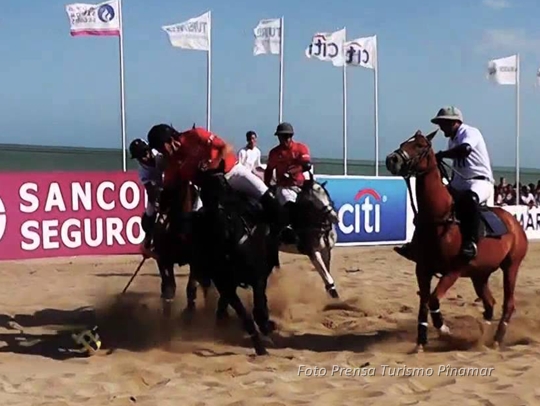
[385,152,402,175]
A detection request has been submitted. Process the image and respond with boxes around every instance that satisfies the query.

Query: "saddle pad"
[479,209,508,237]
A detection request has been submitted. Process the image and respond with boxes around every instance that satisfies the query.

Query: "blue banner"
[316,176,408,244]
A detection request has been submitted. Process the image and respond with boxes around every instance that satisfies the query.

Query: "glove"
[435,151,445,161]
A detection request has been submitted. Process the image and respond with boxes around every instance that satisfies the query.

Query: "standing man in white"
[395,106,495,261]
[238,131,265,176]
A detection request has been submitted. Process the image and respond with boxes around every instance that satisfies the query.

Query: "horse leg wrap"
[417,322,428,345]
[429,308,444,329]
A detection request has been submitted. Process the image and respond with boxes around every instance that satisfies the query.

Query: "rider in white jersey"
[129,138,165,258]
[395,106,495,261]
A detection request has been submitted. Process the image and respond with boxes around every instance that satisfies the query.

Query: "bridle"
[390,134,441,217]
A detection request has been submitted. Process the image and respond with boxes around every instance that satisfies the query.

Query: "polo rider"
[394,106,495,261]
[264,122,312,244]
[129,138,166,258]
[146,124,286,234]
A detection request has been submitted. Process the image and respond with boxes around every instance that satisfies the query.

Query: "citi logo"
[0,197,6,242]
[306,35,340,58]
[338,189,387,234]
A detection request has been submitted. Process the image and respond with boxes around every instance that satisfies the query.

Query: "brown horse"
[385,129,528,352]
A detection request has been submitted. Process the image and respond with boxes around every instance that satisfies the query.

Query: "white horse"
[277,174,340,298]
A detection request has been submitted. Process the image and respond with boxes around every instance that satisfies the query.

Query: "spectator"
[503,184,516,206]
[494,185,504,205]
[237,130,264,175]
[520,185,536,208]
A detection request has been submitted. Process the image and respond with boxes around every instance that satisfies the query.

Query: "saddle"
[197,171,263,246]
[450,203,508,240]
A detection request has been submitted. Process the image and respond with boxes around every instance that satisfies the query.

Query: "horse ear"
[426,129,438,141]
[321,181,327,187]
[192,123,196,129]
[414,129,423,137]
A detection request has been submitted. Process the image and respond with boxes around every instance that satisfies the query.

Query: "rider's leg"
[140,208,157,257]
[455,180,492,260]
[276,186,298,244]
[225,164,287,229]
[455,190,480,260]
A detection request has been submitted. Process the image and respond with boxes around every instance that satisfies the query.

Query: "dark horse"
[186,169,279,355]
[385,129,528,352]
[152,180,211,316]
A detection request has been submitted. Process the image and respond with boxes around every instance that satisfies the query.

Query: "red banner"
[0,171,146,260]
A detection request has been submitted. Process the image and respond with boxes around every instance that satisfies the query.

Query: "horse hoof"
[255,346,269,356]
[438,324,451,337]
[410,344,424,354]
[261,320,277,336]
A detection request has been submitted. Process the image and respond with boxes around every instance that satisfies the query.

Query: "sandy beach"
[1,242,540,405]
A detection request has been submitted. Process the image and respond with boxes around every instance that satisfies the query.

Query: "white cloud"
[477,29,540,54]
[483,0,511,9]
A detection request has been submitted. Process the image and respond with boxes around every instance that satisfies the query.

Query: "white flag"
[253,18,281,55]
[162,11,210,51]
[345,35,377,69]
[305,28,346,67]
[487,55,517,85]
[65,0,120,36]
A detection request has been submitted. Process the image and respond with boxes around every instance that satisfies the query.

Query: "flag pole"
[118,0,127,172]
[374,35,379,176]
[515,53,520,205]
[278,16,284,123]
[342,29,348,176]
[206,11,212,131]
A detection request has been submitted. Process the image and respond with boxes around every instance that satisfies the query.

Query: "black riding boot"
[457,192,480,261]
[393,228,418,262]
[280,202,298,245]
[259,190,288,234]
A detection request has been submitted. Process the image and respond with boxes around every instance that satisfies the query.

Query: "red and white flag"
[65,0,120,37]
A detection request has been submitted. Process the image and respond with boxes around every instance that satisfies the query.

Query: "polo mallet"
[122,257,146,295]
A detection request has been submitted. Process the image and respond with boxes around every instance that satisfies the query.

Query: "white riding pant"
[224,163,268,200]
[192,194,203,211]
[450,179,493,205]
[276,186,301,206]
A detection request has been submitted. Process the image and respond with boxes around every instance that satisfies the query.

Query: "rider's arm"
[438,143,472,160]
[255,148,263,169]
[237,148,247,165]
[193,128,234,162]
[288,144,312,175]
[438,127,480,160]
[264,150,277,186]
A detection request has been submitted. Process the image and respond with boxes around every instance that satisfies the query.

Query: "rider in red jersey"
[147,124,286,232]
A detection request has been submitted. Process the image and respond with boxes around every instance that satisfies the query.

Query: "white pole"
[118,0,127,172]
[278,16,284,123]
[206,11,212,131]
[515,53,520,205]
[374,42,379,176]
[342,27,348,176]
[343,62,348,175]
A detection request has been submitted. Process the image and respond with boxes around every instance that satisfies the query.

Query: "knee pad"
[141,213,156,234]
[462,190,480,205]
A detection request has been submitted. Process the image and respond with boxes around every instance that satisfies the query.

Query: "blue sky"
[1,0,540,168]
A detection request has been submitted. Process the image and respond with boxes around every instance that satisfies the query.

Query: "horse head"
[385,129,438,178]
[298,172,339,226]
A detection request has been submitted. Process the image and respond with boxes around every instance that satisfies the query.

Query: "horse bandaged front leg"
[309,250,338,298]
